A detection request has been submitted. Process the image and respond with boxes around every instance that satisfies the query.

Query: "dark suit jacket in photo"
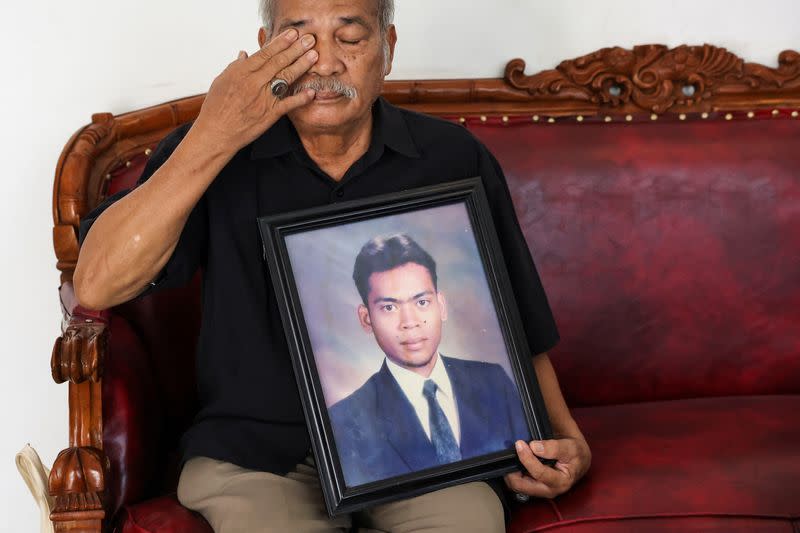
[328,355,530,487]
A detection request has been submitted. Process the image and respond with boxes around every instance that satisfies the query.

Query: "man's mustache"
[293,77,358,100]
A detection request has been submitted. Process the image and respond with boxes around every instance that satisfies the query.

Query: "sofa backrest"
[105,111,800,418]
[467,113,800,406]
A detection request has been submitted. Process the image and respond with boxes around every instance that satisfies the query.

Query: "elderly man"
[75,0,591,531]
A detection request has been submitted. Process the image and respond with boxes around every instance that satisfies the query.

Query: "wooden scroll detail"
[737,49,800,90]
[505,44,800,113]
[51,322,107,385]
[49,447,106,533]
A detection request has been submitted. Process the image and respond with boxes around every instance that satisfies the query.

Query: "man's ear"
[383,25,397,76]
[258,26,267,48]
[357,304,373,333]
[437,291,448,322]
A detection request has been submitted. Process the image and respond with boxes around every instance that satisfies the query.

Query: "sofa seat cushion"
[114,397,799,532]
[115,494,212,533]
[510,395,800,532]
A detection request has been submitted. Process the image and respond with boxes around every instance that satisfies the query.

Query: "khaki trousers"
[177,455,504,533]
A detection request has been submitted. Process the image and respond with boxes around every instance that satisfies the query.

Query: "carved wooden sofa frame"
[50,44,800,532]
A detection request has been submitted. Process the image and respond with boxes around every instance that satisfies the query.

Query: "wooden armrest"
[50,282,108,532]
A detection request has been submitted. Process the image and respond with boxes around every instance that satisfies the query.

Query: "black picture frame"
[258,177,553,516]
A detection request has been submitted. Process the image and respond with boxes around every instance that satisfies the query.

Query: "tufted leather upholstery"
[474,116,800,407]
[100,112,799,532]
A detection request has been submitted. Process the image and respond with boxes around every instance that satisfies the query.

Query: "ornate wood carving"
[52,322,107,385]
[505,44,800,113]
[51,284,107,449]
[48,384,104,532]
[49,447,105,533]
[728,49,800,91]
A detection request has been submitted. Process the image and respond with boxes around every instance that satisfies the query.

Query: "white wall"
[1,0,797,530]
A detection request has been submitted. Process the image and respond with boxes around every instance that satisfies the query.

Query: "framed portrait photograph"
[258,177,553,516]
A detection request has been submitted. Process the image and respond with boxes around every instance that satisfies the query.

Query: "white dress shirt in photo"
[385,353,461,445]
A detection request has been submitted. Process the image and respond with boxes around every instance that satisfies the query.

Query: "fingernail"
[515,441,525,452]
[284,28,298,41]
[532,441,545,454]
[307,50,318,61]
[302,34,315,48]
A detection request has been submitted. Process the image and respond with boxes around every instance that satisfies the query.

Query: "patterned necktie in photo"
[422,379,462,463]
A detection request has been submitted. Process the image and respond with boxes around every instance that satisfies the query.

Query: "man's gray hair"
[259,0,395,37]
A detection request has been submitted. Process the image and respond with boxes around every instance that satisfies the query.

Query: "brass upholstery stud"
[144,148,153,156]
[547,117,555,123]
[679,113,687,121]
[502,116,509,124]
[747,111,755,119]
[792,111,799,118]
[480,115,487,123]
[459,117,466,124]
[701,112,709,119]
[104,173,111,181]
[772,109,780,116]
[725,113,733,120]
[576,115,584,122]
[625,115,633,122]
[532,115,540,122]
[125,161,132,168]
[84,319,93,324]
[604,116,612,123]
[650,114,658,121]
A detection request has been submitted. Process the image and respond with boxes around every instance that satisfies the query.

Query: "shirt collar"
[428,354,455,399]
[385,353,455,401]
[250,96,420,160]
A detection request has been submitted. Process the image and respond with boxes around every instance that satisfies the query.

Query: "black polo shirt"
[80,97,559,475]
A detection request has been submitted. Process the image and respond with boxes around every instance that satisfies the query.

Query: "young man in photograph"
[329,233,531,486]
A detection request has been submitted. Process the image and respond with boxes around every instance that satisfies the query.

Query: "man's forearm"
[532,353,592,472]
[74,29,322,311]
[73,125,234,310]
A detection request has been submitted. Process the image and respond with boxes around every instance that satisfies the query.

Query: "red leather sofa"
[49,44,800,532]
